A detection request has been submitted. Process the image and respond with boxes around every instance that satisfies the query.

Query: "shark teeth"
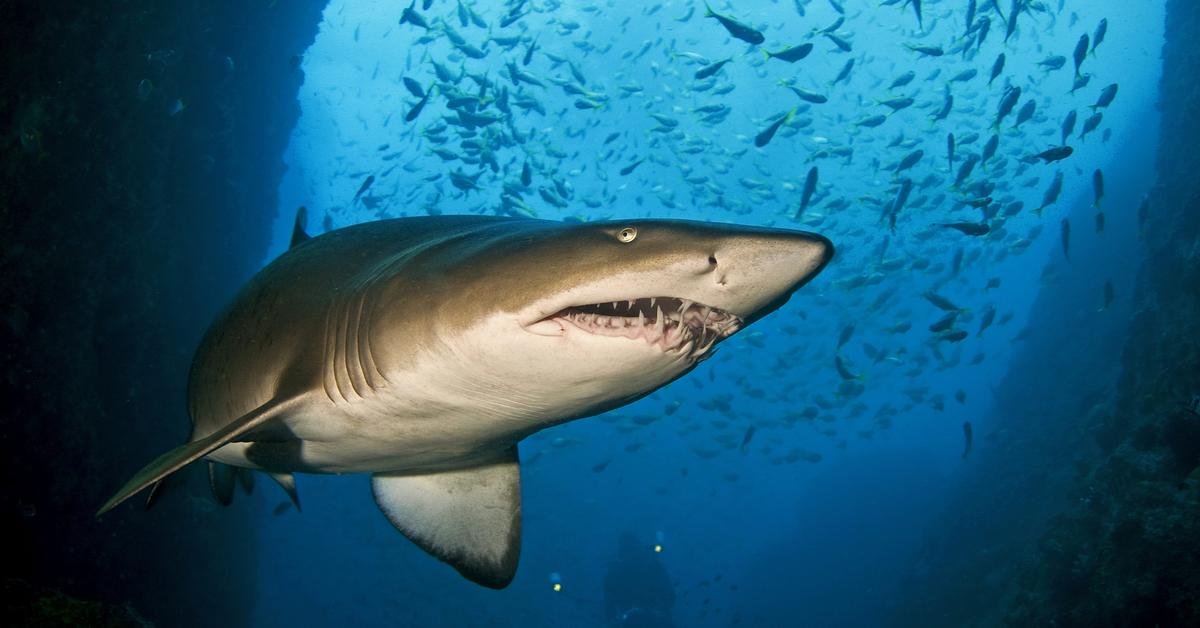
[547,296,742,357]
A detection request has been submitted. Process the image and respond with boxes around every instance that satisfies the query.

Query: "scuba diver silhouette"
[603,531,676,628]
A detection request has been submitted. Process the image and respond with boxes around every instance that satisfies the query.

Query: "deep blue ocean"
[251,1,1162,625]
[6,0,1195,627]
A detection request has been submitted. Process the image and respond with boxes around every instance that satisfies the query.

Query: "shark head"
[371,218,834,431]
[518,220,834,331]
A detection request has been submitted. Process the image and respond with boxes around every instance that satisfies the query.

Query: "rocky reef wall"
[890,0,1200,626]
[0,1,325,625]
[1001,0,1200,624]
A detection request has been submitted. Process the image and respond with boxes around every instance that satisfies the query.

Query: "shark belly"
[204,396,531,476]
[201,324,567,475]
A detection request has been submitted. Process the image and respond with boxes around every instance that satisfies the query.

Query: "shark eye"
[617,227,638,243]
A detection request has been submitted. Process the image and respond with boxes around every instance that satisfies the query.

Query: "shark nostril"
[708,254,718,266]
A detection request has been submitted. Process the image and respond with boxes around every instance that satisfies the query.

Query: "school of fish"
[284,0,1132,466]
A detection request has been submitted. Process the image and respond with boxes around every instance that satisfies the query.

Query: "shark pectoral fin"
[371,448,522,589]
[267,472,301,512]
[96,395,294,517]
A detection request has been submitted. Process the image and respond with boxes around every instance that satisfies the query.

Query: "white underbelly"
[206,393,537,474]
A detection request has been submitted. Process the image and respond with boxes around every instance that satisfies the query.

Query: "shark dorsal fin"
[372,447,522,589]
[290,206,312,249]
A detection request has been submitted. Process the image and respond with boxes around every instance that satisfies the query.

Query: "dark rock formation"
[1002,1,1200,624]
[1,2,326,626]
[890,1,1200,626]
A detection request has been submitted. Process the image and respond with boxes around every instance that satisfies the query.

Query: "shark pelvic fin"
[371,447,522,589]
[142,467,188,511]
[209,461,237,506]
[144,480,165,510]
[97,396,294,516]
[210,462,256,507]
[268,471,301,512]
[290,206,311,249]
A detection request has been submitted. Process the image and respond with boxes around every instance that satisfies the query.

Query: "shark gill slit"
[356,288,384,390]
[354,266,392,388]
[330,297,353,404]
[343,293,366,400]
[321,305,339,405]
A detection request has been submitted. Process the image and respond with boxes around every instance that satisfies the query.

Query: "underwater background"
[1,0,1197,626]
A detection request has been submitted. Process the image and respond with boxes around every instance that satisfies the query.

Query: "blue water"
[238,1,1167,625]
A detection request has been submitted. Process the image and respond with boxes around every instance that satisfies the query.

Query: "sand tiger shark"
[98,211,833,588]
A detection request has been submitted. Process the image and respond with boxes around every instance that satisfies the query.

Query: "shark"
[98,211,833,588]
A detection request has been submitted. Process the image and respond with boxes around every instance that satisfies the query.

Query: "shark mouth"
[538,297,742,357]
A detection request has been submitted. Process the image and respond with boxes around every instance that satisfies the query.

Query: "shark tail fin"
[96,396,294,517]
[372,446,521,589]
[290,206,312,249]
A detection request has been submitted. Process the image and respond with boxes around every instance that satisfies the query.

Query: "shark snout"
[711,230,834,321]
